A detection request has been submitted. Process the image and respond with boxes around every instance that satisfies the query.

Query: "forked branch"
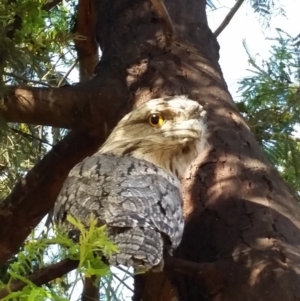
[214,0,245,37]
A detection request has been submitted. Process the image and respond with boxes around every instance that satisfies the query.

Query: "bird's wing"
[54,153,184,251]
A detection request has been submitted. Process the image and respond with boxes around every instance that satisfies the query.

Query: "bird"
[54,95,207,271]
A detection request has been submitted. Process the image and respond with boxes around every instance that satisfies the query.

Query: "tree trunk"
[93,0,300,300]
[1,0,300,300]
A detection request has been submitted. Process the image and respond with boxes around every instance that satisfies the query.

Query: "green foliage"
[0,122,49,199]
[0,0,75,89]
[238,30,300,195]
[0,215,119,301]
[0,0,76,200]
[64,215,119,272]
[249,0,285,17]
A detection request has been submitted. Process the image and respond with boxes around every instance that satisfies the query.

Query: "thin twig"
[116,265,134,277]
[3,72,52,87]
[41,55,62,81]
[38,125,43,154]
[57,59,79,87]
[242,40,270,78]
[214,0,245,37]
[8,127,54,147]
[113,272,134,293]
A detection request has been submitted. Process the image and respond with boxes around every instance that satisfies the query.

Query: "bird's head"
[100,96,207,179]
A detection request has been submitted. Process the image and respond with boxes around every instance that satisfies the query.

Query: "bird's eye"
[148,113,165,127]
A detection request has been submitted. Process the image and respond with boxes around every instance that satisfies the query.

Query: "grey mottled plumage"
[54,96,206,270]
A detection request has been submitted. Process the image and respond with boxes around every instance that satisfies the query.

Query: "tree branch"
[1,73,129,129]
[81,275,100,301]
[8,127,53,147]
[0,259,79,299]
[0,130,101,266]
[0,255,225,299]
[214,0,245,37]
[3,72,52,87]
[164,255,225,277]
[74,0,99,81]
[57,59,79,87]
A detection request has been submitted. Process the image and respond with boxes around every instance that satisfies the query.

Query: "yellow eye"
[148,113,165,127]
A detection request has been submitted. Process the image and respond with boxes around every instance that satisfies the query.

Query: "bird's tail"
[107,227,163,270]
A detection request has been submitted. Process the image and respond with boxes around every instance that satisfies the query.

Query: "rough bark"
[93,0,300,300]
[0,76,128,129]
[1,0,300,300]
